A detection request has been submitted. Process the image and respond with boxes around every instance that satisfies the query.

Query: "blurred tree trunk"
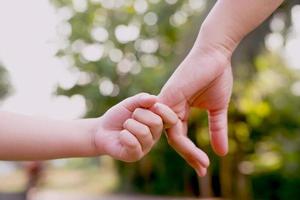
[220,156,233,198]
[199,169,214,198]
[235,150,251,200]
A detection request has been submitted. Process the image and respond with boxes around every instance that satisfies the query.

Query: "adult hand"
[159,46,233,176]
[158,0,282,176]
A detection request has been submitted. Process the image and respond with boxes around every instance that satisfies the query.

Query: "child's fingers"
[119,130,143,162]
[121,93,158,112]
[123,119,153,152]
[132,108,163,141]
[151,103,178,128]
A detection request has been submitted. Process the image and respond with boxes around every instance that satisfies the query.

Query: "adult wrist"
[193,23,240,61]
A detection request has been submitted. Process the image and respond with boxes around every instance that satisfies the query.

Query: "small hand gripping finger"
[123,118,153,153]
[119,129,143,162]
[132,108,163,141]
[151,103,178,128]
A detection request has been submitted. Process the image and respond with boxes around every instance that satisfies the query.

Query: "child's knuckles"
[119,131,138,148]
[132,108,143,118]
[139,126,151,138]
[150,116,163,128]
[123,118,134,129]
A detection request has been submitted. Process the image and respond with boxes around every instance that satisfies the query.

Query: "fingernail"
[196,167,207,177]
[197,149,210,168]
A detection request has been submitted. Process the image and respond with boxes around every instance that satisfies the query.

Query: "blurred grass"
[0,169,27,193]
[42,157,118,194]
[0,157,118,195]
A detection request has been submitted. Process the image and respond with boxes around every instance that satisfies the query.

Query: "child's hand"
[93,93,178,162]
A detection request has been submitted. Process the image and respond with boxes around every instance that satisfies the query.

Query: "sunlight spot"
[115,24,140,43]
[81,43,104,62]
[291,5,300,33]
[72,0,88,13]
[91,27,109,42]
[140,54,159,67]
[100,0,125,9]
[265,33,284,52]
[144,12,158,26]
[131,63,142,75]
[291,81,300,96]
[117,58,134,74]
[165,0,177,5]
[188,0,206,12]
[109,48,123,63]
[99,78,114,96]
[77,72,92,86]
[134,0,148,14]
[270,14,285,33]
[285,37,300,69]
[135,39,159,53]
[170,11,188,27]
[57,6,74,21]
[72,39,86,53]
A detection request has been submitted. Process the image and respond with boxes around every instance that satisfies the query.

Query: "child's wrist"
[88,117,106,156]
[73,118,103,157]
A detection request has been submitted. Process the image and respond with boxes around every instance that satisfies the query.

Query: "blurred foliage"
[51,0,300,199]
[0,62,10,101]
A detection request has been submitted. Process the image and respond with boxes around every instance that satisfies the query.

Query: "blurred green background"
[1,0,300,199]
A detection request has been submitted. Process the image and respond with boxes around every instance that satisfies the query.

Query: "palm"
[96,104,134,161]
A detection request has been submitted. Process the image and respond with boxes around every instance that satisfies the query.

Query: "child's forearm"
[0,111,99,160]
[195,0,284,57]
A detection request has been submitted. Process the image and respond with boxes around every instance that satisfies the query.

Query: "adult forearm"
[194,0,284,57]
[0,111,98,160]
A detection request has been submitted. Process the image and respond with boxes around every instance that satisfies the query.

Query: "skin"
[0,93,178,162]
[159,0,284,176]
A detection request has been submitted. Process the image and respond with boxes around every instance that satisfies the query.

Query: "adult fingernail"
[196,167,207,177]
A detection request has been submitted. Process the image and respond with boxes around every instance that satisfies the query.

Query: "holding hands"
[94,93,178,162]
[0,0,284,179]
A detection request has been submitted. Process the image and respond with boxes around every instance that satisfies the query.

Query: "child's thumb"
[121,93,158,112]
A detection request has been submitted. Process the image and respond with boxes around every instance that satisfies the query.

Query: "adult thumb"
[208,108,228,156]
